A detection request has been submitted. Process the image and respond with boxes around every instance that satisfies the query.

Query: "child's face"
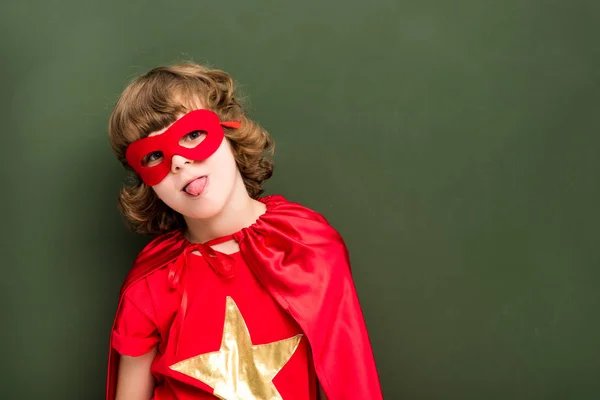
[148,113,244,221]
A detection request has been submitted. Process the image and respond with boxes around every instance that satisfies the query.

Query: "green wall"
[1,0,599,399]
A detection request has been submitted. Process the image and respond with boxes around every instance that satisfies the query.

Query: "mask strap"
[220,120,241,129]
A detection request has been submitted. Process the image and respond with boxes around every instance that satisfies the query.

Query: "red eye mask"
[125,109,240,186]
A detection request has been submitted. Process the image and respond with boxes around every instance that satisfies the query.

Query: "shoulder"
[121,276,151,309]
[122,264,170,300]
[120,230,185,296]
[261,195,329,222]
[252,196,353,276]
[135,229,185,259]
[257,195,347,250]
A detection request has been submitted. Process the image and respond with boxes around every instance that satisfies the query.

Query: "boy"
[106,63,382,399]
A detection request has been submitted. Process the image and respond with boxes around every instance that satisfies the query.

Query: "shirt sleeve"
[111,279,160,356]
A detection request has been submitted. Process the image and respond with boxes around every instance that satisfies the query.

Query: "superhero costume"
[108,110,383,398]
[106,195,383,399]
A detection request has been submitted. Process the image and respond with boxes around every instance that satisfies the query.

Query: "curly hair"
[108,63,274,235]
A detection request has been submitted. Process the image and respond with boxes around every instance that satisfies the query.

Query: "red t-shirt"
[112,250,317,399]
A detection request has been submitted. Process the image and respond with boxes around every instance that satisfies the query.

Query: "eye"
[187,131,203,140]
[180,130,207,147]
[142,151,163,167]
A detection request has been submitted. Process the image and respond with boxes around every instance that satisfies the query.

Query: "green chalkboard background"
[1,0,599,399]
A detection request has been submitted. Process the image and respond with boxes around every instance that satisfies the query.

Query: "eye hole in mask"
[141,130,208,167]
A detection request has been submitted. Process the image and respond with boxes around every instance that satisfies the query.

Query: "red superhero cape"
[106,195,383,399]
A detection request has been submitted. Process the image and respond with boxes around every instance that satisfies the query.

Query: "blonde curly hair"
[108,63,274,235]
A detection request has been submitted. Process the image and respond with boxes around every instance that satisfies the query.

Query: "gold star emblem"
[169,296,303,400]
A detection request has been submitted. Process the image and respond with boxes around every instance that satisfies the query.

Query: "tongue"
[185,177,207,196]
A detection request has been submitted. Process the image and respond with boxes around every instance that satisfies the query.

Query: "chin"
[178,196,226,220]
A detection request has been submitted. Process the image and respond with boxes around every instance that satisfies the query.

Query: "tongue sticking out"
[184,176,207,196]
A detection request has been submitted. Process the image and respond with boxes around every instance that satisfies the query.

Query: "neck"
[183,184,266,244]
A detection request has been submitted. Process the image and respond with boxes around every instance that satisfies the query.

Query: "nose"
[171,155,192,173]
